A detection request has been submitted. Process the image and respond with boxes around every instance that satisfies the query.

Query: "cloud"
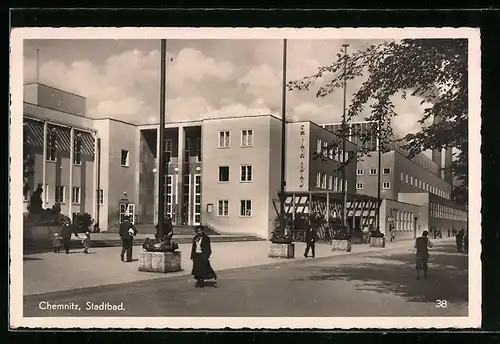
[23,39,435,140]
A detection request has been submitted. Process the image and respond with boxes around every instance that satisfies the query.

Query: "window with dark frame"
[383,168,391,175]
[241,129,253,147]
[219,131,230,148]
[55,186,65,203]
[240,200,252,217]
[72,187,81,204]
[240,165,253,182]
[121,150,129,167]
[218,166,230,182]
[218,200,229,216]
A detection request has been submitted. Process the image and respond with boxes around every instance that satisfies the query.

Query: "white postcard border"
[9,27,482,329]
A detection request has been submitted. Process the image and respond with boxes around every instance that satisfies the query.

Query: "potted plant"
[331,222,352,252]
[268,216,295,258]
[369,227,385,248]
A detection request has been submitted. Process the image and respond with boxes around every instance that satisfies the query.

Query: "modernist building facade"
[22,82,467,240]
[322,121,468,239]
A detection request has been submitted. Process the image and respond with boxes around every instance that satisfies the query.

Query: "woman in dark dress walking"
[190,226,217,288]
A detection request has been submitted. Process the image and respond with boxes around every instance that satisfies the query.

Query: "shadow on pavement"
[295,243,468,304]
[23,257,43,261]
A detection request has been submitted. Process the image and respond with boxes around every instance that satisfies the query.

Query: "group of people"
[455,228,468,253]
[52,218,91,254]
[117,215,217,288]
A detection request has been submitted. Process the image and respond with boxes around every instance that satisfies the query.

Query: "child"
[53,233,63,253]
[82,231,91,254]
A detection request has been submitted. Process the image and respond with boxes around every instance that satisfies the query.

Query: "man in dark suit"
[61,219,75,254]
[119,216,137,262]
[304,226,317,258]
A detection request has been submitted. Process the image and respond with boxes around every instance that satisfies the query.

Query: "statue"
[142,215,178,252]
[27,183,44,216]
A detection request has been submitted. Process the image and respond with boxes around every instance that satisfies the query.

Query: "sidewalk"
[23,238,451,296]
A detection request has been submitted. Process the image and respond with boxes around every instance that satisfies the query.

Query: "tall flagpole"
[157,39,167,236]
[279,39,288,236]
[341,44,349,230]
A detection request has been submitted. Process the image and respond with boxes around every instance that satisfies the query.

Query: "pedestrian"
[61,218,74,254]
[119,215,137,262]
[390,225,396,242]
[414,230,433,280]
[462,230,468,254]
[82,231,91,254]
[303,226,317,258]
[190,225,217,288]
[456,228,464,253]
[52,233,63,253]
[447,228,451,238]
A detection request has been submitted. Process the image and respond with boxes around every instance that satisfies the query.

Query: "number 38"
[436,300,448,308]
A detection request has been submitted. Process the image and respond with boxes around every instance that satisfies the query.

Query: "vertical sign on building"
[299,124,306,188]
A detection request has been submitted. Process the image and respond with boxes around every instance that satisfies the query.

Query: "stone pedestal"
[331,239,352,252]
[268,243,295,258]
[138,250,182,273]
[370,237,386,248]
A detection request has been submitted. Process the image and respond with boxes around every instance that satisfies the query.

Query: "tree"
[23,122,36,197]
[288,39,468,206]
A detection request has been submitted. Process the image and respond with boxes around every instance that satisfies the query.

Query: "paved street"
[23,239,468,317]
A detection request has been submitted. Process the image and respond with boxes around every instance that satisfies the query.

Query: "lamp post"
[157,39,167,236]
[341,44,349,231]
[279,39,288,236]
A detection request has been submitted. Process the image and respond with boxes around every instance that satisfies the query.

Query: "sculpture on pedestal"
[142,214,179,252]
[27,184,44,216]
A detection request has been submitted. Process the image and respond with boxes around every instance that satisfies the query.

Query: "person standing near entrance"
[414,230,433,280]
[119,215,137,262]
[303,226,317,258]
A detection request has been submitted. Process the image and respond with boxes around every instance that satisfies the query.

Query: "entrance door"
[127,204,136,225]
[119,202,135,224]
[193,174,201,225]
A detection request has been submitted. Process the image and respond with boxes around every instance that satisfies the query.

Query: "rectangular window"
[383,182,391,190]
[328,176,333,190]
[218,166,230,182]
[321,174,327,189]
[405,174,409,183]
[369,169,377,175]
[98,189,104,205]
[72,187,81,204]
[217,200,229,216]
[316,139,322,154]
[356,169,364,176]
[121,150,129,167]
[240,165,253,182]
[316,172,321,188]
[164,139,173,163]
[55,186,65,203]
[241,129,253,147]
[195,137,201,162]
[356,182,364,190]
[383,168,391,175]
[240,200,252,217]
[410,176,413,186]
[218,131,230,148]
[47,129,57,162]
[419,180,422,188]
[400,171,404,181]
[73,135,82,165]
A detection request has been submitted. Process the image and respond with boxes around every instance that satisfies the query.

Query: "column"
[68,128,74,219]
[42,121,47,207]
[92,132,98,224]
[177,126,184,224]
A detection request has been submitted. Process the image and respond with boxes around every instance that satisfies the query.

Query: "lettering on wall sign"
[299,124,306,188]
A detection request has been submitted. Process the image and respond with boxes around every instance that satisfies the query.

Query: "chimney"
[444,147,453,187]
[431,115,442,178]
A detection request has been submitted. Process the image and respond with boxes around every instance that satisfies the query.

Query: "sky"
[23,39,431,137]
